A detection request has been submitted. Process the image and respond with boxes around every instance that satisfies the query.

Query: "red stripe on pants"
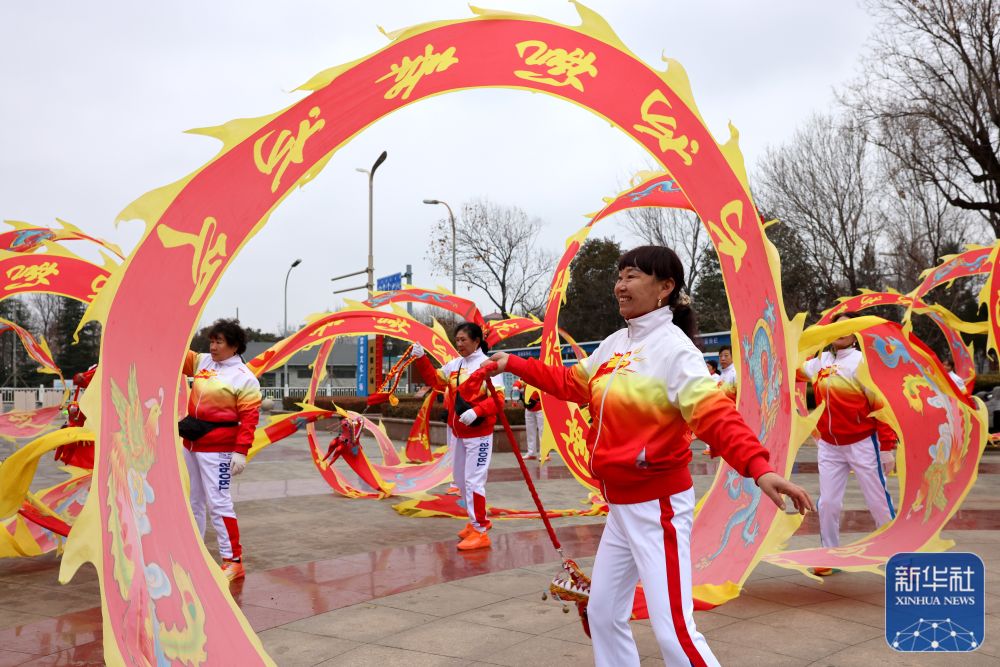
[659,497,707,667]
[222,516,242,559]
[472,492,489,529]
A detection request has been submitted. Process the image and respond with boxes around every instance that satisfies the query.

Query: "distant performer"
[412,322,504,550]
[522,382,544,460]
[180,319,261,582]
[942,357,966,393]
[799,313,897,576]
[717,345,737,399]
[511,378,523,404]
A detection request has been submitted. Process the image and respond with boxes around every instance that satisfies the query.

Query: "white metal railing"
[261,386,357,400]
[0,387,64,411]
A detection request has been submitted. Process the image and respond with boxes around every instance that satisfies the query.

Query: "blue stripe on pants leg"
[871,435,896,519]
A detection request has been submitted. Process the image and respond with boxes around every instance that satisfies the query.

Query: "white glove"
[880,450,894,476]
[230,452,247,476]
[411,343,425,358]
[458,408,478,426]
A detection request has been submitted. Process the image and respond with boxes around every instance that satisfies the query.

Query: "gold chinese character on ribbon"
[514,40,598,92]
[5,261,59,291]
[156,217,228,305]
[490,321,517,338]
[374,317,411,335]
[88,274,108,300]
[706,200,747,271]
[860,294,885,308]
[633,89,699,166]
[377,44,459,100]
[311,320,344,339]
[253,106,326,193]
[431,337,450,361]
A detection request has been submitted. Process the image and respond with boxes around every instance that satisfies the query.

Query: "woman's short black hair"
[617,245,699,341]
[454,321,488,354]
[707,360,719,373]
[207,318,248,355]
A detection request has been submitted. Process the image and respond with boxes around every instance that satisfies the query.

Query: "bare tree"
[620,206,708,290]
[756,113,884,298]
[28,294,64,355]
[425,198,554,318]
[878,152,987,289]
[844,0,1000,235]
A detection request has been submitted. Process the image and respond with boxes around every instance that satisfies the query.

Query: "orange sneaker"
[221,558,245,582]
[457,530,491,551]
[446,486,460,496]
[810,567,835,577]
[457,522,475,539]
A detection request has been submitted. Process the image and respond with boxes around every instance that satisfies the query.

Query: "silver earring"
[657,298,662,308]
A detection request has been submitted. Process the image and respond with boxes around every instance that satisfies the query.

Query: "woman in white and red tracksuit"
[485,246,813,667]
[412,321,504,551]
[181,319,261,581]
[800,313,897,568]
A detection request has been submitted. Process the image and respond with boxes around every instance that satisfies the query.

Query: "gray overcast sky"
[0,1,873,332]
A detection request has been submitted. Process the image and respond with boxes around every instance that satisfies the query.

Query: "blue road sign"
[356,336,369,397]
[376,273,402,292]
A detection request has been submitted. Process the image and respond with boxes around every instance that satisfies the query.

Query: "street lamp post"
[423,199,456,294]
[283,258,302,395]
[357,151,388,296]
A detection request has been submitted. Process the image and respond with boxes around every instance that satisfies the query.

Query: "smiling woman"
[615,245,693,334]
[484,244,812,665]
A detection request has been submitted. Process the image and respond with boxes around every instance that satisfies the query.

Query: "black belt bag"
[178,415,239,441]
[453,393,485,427]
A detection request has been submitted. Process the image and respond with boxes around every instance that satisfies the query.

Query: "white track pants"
[817,437,895,548]
[589,488,719,667]
[448,427,460,490]
[452,433,493,532]
[524,409,543,457]
[183,448,242,560]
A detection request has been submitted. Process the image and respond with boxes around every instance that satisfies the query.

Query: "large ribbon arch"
[68,5,803,663]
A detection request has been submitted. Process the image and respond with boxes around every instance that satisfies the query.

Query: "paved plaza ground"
[0,431,998,665]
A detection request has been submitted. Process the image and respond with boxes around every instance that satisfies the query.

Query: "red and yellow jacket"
[799,347,897,450]
[500,308,773,504]
[414,349,504,438]
[183,351,262,454]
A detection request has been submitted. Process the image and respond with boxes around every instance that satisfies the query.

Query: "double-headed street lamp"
[332,151,388,295]
[423,199,456,294]
[282,258,303,392]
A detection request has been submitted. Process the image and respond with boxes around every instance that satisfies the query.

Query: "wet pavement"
[1,432,998,665]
